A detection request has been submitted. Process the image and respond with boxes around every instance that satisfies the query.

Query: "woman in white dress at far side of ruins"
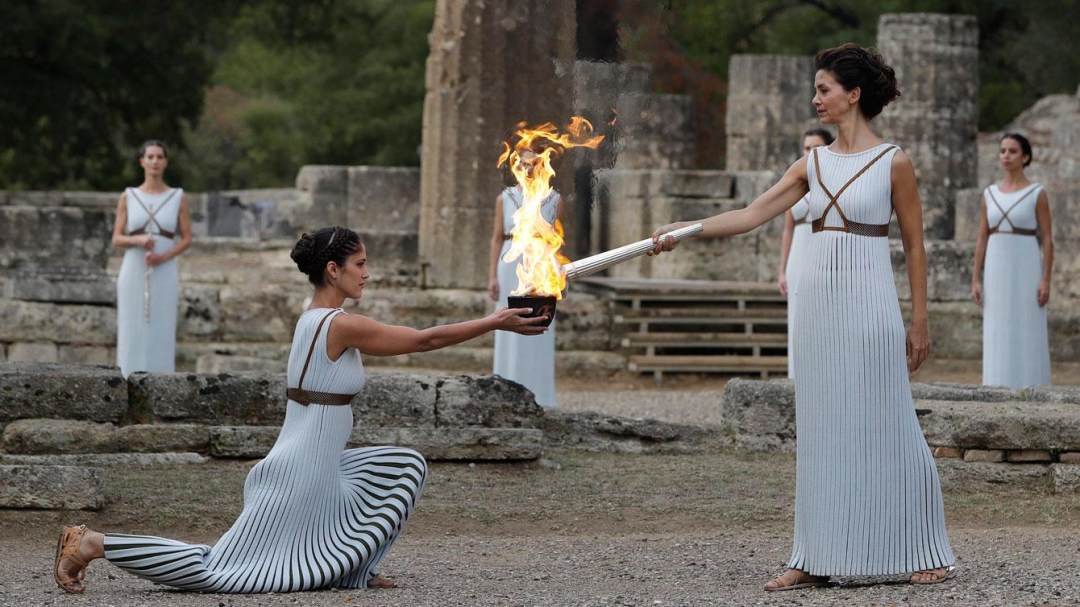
[650,43,956,590]
[52,226,549,595]
[111,139,193,377]
[487,147,562,408]
[777,127,834,378]
[970,132,1053,389]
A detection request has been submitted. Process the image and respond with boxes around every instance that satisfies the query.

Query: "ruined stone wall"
[419,0,576,289]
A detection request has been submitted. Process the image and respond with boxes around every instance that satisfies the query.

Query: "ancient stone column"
[419,0,576,289]
[725,55,817,171]
[876,13,979,240]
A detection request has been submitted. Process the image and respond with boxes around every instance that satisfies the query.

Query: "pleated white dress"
[789,144,955,576]
[103,308,427,593]
[785,196,813,378]
[981,183,1051,389]
[493,186,559,408]
[115,187,182,377]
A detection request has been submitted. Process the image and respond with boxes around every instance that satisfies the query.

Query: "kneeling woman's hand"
[492,307,549,335]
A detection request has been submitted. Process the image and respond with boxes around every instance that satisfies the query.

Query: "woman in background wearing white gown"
[778,128,834,378]
[111,140,192,377]
[487,148,562,408]
[971,133,1053,388]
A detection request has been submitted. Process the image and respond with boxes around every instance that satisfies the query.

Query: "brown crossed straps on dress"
[986,184,1041,236]
[810,146,896,237]
[286,309,355,406]
[128,188,179,239]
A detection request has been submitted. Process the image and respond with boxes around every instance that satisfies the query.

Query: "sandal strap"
[59,525,89,572]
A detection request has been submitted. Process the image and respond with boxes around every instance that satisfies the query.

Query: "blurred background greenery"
[3,0,1077,191]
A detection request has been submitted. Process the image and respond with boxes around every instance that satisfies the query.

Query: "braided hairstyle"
[290,226,363,286]
[815,43,900,120]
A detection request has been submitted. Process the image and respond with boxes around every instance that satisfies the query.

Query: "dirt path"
[5,452,1078,606]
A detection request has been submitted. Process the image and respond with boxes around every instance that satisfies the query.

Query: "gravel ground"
[6,528,1079,606]
[3,373,1079,607]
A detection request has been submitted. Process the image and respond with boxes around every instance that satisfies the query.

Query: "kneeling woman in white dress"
[112,140,193,377]
[53,226,549,595]
[971,133,1054,389]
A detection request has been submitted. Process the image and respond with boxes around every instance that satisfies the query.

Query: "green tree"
[0,0,232,189]
[179,0,435,190]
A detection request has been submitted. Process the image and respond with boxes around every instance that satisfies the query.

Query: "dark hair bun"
[815,43,900,119]
[290,233,320,275]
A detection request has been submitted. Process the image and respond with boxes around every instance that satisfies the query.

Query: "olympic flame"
[497,117,604,299]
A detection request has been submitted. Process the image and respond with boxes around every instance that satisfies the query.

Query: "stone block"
[2,419,117,454]
[0,465,105,510]
[434,375,545,428]
[210,426,280,458]
[614,94,696,170]
[0,452,207,466]
[1007,449,1053,463]
[128,372,287,425]
[58,345,111,366]
[6,342,58,363]
[217,284,306,343]
[0,363,128,423]
[1060,452,1080,464]
[354,373,438,427]
[117,424,210,453]
[178,283,223,338]
[0,206,113,272]
[932,446,962,458]
[726,54,817,172]
[721,378,796,452]
[0,300,116,345]
[350,427,544,461]
[346,166,421,233]
[540,410,727,454]
[195,355,285,375]
[3,273,115,304]
[963,449,1004,463]
[936,460,1049,490]
[919,399,1080,451]
[1051,464,1080,493]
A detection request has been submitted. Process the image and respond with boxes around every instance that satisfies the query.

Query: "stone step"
[722,378,1080,453]
[622,332,787,349]
[629,354,787,374]
[0,464,105,510]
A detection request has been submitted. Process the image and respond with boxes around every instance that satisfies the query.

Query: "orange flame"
[497,117,604,299]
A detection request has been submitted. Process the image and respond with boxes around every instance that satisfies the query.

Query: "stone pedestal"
[877,13,979,239]
[419,0,576,288]
[725,55,817,172]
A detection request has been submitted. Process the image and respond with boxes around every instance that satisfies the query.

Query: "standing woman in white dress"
[971,133,1053,388]
[111,140,192,377]
[487,149,562,408]
[778,128,834,378]
[53,226,549,595]
[651,43,955,589]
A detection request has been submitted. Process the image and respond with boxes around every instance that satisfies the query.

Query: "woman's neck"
[308,287,346,310]
[139,176,168,193]
[999,169,1030,190]
[831,115,881,154]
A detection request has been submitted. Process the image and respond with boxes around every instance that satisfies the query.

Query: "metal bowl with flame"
[507,294,557,327]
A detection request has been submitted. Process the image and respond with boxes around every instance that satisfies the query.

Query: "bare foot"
[367,575,398,589]
[763,568,830,592]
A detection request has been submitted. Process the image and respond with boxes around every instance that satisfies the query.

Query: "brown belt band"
[989,227,1038,236]
[811,218,889,237]
[502,234,512,240]
[130,227,177,239]
[286,388,354,406]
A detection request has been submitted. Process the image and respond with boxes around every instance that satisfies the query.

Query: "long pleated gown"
[103,308,428,592]
[789,144,955,576]
[784,196,813,378]
[115,187,182,377]
[493,185,559,408]
[981,183,1051,389]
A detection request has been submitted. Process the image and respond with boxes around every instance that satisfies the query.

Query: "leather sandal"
[763,568,831,592]
[910,566,956,585]
[54,525,90,593]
